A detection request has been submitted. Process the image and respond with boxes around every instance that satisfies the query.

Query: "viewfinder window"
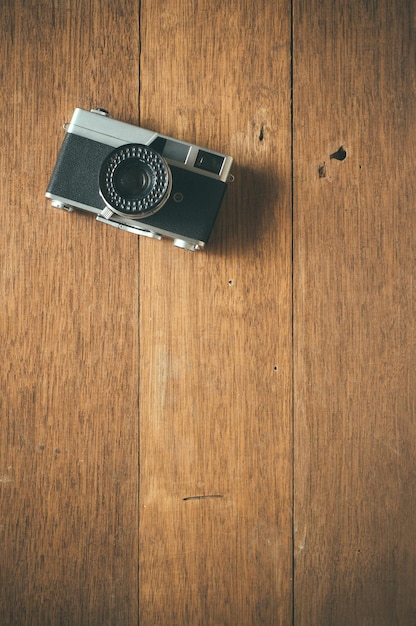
[194,150,224,175]
[162,140,190,163]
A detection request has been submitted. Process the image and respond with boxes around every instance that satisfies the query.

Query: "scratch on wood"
[183,494,224,501]
[0,475,14,484]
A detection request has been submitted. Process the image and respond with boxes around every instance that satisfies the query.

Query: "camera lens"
[113,161,151,198]
[99,143,172,218]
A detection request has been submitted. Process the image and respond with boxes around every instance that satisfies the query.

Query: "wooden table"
[1,1,415,624]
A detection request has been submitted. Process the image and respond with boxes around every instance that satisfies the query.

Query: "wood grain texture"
[138,1,293,624]
[3,0,415,624]
[0,1,139,624]
[293,1,416,624]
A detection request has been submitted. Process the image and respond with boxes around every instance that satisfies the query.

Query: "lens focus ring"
[99,144,172,218]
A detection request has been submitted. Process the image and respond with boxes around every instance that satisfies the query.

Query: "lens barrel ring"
[99,143,171,218]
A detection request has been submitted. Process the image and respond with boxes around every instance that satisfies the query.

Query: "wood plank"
[293,1,416,624]
[0,1,139,623]
[138,1,293,624]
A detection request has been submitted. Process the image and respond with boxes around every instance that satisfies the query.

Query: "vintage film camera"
[46,108,233,251]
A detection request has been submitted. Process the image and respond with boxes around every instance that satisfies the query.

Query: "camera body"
[46,108,233,251]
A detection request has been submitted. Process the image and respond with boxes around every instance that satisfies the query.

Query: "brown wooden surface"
[293,1,416,624]
[1,1,140,624]
[138,2,292,624]
[1,1,415,625]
